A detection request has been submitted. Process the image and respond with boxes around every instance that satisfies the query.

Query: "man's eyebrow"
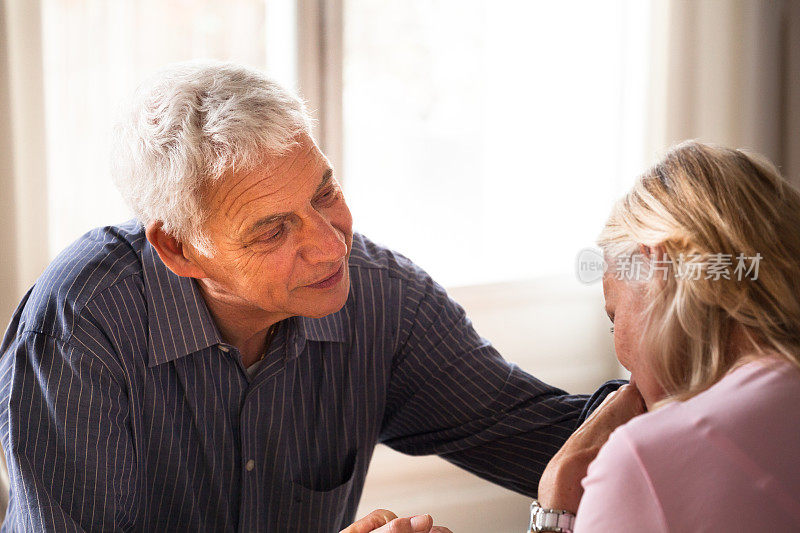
[245,213,289,237]
[314,168,333,194]
[243,168,334,237]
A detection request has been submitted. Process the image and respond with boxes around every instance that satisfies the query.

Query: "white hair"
[111,60,313,255]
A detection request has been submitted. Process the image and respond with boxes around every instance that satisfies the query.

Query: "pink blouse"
[574,359,800,532]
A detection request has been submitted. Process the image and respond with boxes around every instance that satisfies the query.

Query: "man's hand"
[340,509,453,533]
[537,383,647,513]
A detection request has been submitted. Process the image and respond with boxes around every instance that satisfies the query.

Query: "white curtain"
[647,0,800,186]
[1,0,49,332]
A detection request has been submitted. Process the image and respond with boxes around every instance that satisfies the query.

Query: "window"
[342,0,653,286]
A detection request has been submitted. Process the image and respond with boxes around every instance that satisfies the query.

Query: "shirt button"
[219,346,230,353]
[245,459,255,471]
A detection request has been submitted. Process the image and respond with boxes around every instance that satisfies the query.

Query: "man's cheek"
[228,249,267,274]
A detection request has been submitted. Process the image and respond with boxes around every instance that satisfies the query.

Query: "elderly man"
[0,62,623,532]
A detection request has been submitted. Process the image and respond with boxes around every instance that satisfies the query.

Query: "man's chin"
[301,301,347,319]
[297,276,351,319]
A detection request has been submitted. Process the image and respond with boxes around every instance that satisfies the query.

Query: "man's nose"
[300,209,347,263]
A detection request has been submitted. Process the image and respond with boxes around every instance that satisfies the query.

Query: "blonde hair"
[598,141,800,402]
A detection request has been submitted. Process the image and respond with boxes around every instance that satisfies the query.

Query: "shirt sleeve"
[574,427,667,533]
[378,271,599,496]
[0,325,138,532]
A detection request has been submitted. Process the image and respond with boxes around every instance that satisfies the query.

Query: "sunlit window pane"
[343,0,652,287]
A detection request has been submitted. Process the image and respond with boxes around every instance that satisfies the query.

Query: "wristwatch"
[528,500,576,532]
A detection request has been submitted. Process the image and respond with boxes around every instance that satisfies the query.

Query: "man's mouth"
[304,261,345,289]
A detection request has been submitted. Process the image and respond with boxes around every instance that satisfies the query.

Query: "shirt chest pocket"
[276,448,360,532]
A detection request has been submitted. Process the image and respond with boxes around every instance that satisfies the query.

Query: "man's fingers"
[409,514,433,531]
[340,509,398,533]
[372,515,433,533]
[341,511,439,533]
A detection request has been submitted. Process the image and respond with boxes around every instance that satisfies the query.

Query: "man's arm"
[0,328,138,531]
[379,272,621,496]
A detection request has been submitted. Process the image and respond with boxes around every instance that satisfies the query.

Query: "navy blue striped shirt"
[0,221,610,532]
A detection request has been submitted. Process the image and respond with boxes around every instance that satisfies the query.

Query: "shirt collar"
[141,241,223,367]
[297,306,349,343]
[141,240,350,367]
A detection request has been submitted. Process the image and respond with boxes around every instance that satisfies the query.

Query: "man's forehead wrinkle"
[270,143,318,193]
[236,168,334,238]
[226,175,270,222]
[282,141,317,177]
[207,169,261,233]
[233,194,288,230]
[291,149,322,186]
[228,149,321,223]
[224,163,287,219]
[257,138,312,181]
[227,174,293,223]
[230,168,312,224]
[221,166,259,203]
[223,156,296,223]
[259,151,294,183]
[218,148,297,216]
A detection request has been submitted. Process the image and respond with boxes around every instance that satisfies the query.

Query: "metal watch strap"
[528,500,576,533]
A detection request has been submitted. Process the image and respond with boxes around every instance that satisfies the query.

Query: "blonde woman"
[534,142,800,532]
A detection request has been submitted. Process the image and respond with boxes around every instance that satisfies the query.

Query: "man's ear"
[145,223,207,279]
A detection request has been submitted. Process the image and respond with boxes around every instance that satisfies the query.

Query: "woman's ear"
[639,243,670,285]
[145,223,207,279]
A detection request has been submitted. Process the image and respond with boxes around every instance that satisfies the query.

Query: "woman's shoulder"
[624,357,800,444]
[599,358,800,529]
[580,360,800,532]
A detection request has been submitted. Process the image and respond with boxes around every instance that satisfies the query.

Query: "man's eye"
[313,187,337,206]
[262,225,285,242]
